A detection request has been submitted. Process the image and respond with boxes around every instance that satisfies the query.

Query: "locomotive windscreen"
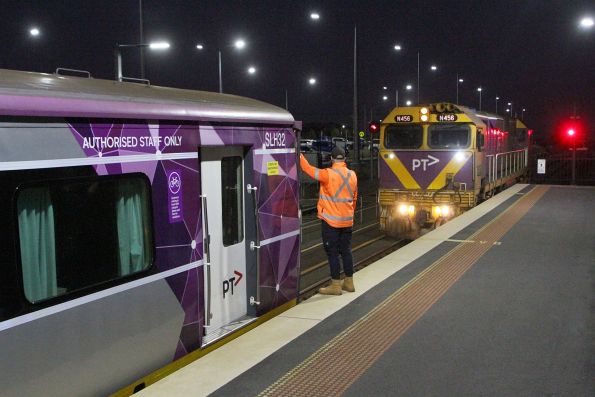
[385,124,423,149]
[428,124,471,149]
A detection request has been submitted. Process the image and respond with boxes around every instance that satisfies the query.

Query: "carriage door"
[201,146,250,346]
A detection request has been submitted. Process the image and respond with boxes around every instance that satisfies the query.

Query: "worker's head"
[331,146,346,162]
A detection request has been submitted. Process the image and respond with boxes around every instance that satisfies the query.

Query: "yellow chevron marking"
[382,154,420,189]
[428,152,472,190]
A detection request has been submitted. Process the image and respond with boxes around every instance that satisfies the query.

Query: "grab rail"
[487,148,528,184]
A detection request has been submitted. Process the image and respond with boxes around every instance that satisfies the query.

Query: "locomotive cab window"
[384,124,423,149]
[16,174,153,303]
[428,123,471,149]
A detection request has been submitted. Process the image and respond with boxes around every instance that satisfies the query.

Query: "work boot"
[342,276,355,292]
[319,279,342,295]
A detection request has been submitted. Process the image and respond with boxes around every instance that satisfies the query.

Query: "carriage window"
[221,156,244,246]
[16,174,153,303]
[384,124,423,149]
[428,124,471,149]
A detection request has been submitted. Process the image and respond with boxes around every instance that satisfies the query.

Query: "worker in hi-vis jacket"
[300,146,358,295]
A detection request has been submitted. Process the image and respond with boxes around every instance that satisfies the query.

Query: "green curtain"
[17,187,57,302]
[117,180,148,276]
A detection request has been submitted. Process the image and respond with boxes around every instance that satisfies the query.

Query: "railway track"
[298,201,407,300]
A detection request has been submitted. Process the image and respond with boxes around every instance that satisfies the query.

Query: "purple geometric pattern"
[67,120,299,361]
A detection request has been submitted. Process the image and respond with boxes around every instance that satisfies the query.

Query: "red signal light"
[368,122,379,133]
[567,128,575,137]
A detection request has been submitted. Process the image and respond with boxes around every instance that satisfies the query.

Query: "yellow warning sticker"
[267,161,279,176]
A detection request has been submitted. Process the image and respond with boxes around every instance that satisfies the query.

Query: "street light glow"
[579,16,594,28]
[383,86,388,90]
[310,12,320,20]
[394,44,402,51]
[405,84,412,90]
[149,41,170,50]
[234,39,246,49]
[248,66,256,74]
[406,100,412,106]
[496,96,500,100]
[382,95,388,101]
[430,65,437,71]
[459,78,464,83]
[477,87,482,92]
[196,44,204,50]
[308,77,317,85]
[29,27,40,37]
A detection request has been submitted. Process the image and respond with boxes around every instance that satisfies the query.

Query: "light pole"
[196,40,247,93]
[456,74,463,104]
[219,39,246,93]
[477,87,482,111]
[496,96,500,114]
[114,41,170,82]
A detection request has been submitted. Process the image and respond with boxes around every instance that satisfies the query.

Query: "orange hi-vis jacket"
[300,154,358,228]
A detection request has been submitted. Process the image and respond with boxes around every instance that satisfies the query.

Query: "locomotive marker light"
[420,106,429,122]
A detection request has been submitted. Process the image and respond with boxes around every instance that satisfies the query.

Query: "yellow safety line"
[258,185,549,396]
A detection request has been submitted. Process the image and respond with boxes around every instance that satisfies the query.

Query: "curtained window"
[16,174,153,303]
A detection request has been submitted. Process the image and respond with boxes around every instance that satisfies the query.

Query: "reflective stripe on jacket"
[300,154,358,228]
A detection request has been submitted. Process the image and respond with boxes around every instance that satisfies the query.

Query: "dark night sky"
[1,1,594,141]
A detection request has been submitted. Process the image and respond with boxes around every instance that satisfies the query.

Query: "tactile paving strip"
[257,186,549,397]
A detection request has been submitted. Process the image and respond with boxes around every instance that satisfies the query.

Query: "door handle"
[201,194,212,326]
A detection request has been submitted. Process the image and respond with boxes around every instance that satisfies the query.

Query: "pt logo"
[223,270,243,298]
[412,155,439,171]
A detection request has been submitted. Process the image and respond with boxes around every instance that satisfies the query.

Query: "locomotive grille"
[379,190,476,209]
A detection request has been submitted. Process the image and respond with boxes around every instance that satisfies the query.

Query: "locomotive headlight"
[398,204,408,216]
[388,152,396,159]
[420,114,429,122]
[454,152,466,162]
[420,107,429,115]
[433,205,451,218]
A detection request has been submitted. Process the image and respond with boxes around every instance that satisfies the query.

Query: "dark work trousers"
[321,220,354,280]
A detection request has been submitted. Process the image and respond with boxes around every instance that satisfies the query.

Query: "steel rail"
[300,222,380,254]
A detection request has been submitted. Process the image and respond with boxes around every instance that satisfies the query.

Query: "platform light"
[30,27,40,37]
[247,66,256,74]
[310,12,320,20]
[579,16,594,29]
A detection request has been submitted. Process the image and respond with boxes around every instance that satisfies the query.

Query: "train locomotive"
[378,102,529,237]
[0,69,300,396]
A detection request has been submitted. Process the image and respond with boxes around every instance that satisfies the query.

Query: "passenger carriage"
[0,69,300,396]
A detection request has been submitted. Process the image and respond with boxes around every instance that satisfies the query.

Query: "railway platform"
[135,184,594,396]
